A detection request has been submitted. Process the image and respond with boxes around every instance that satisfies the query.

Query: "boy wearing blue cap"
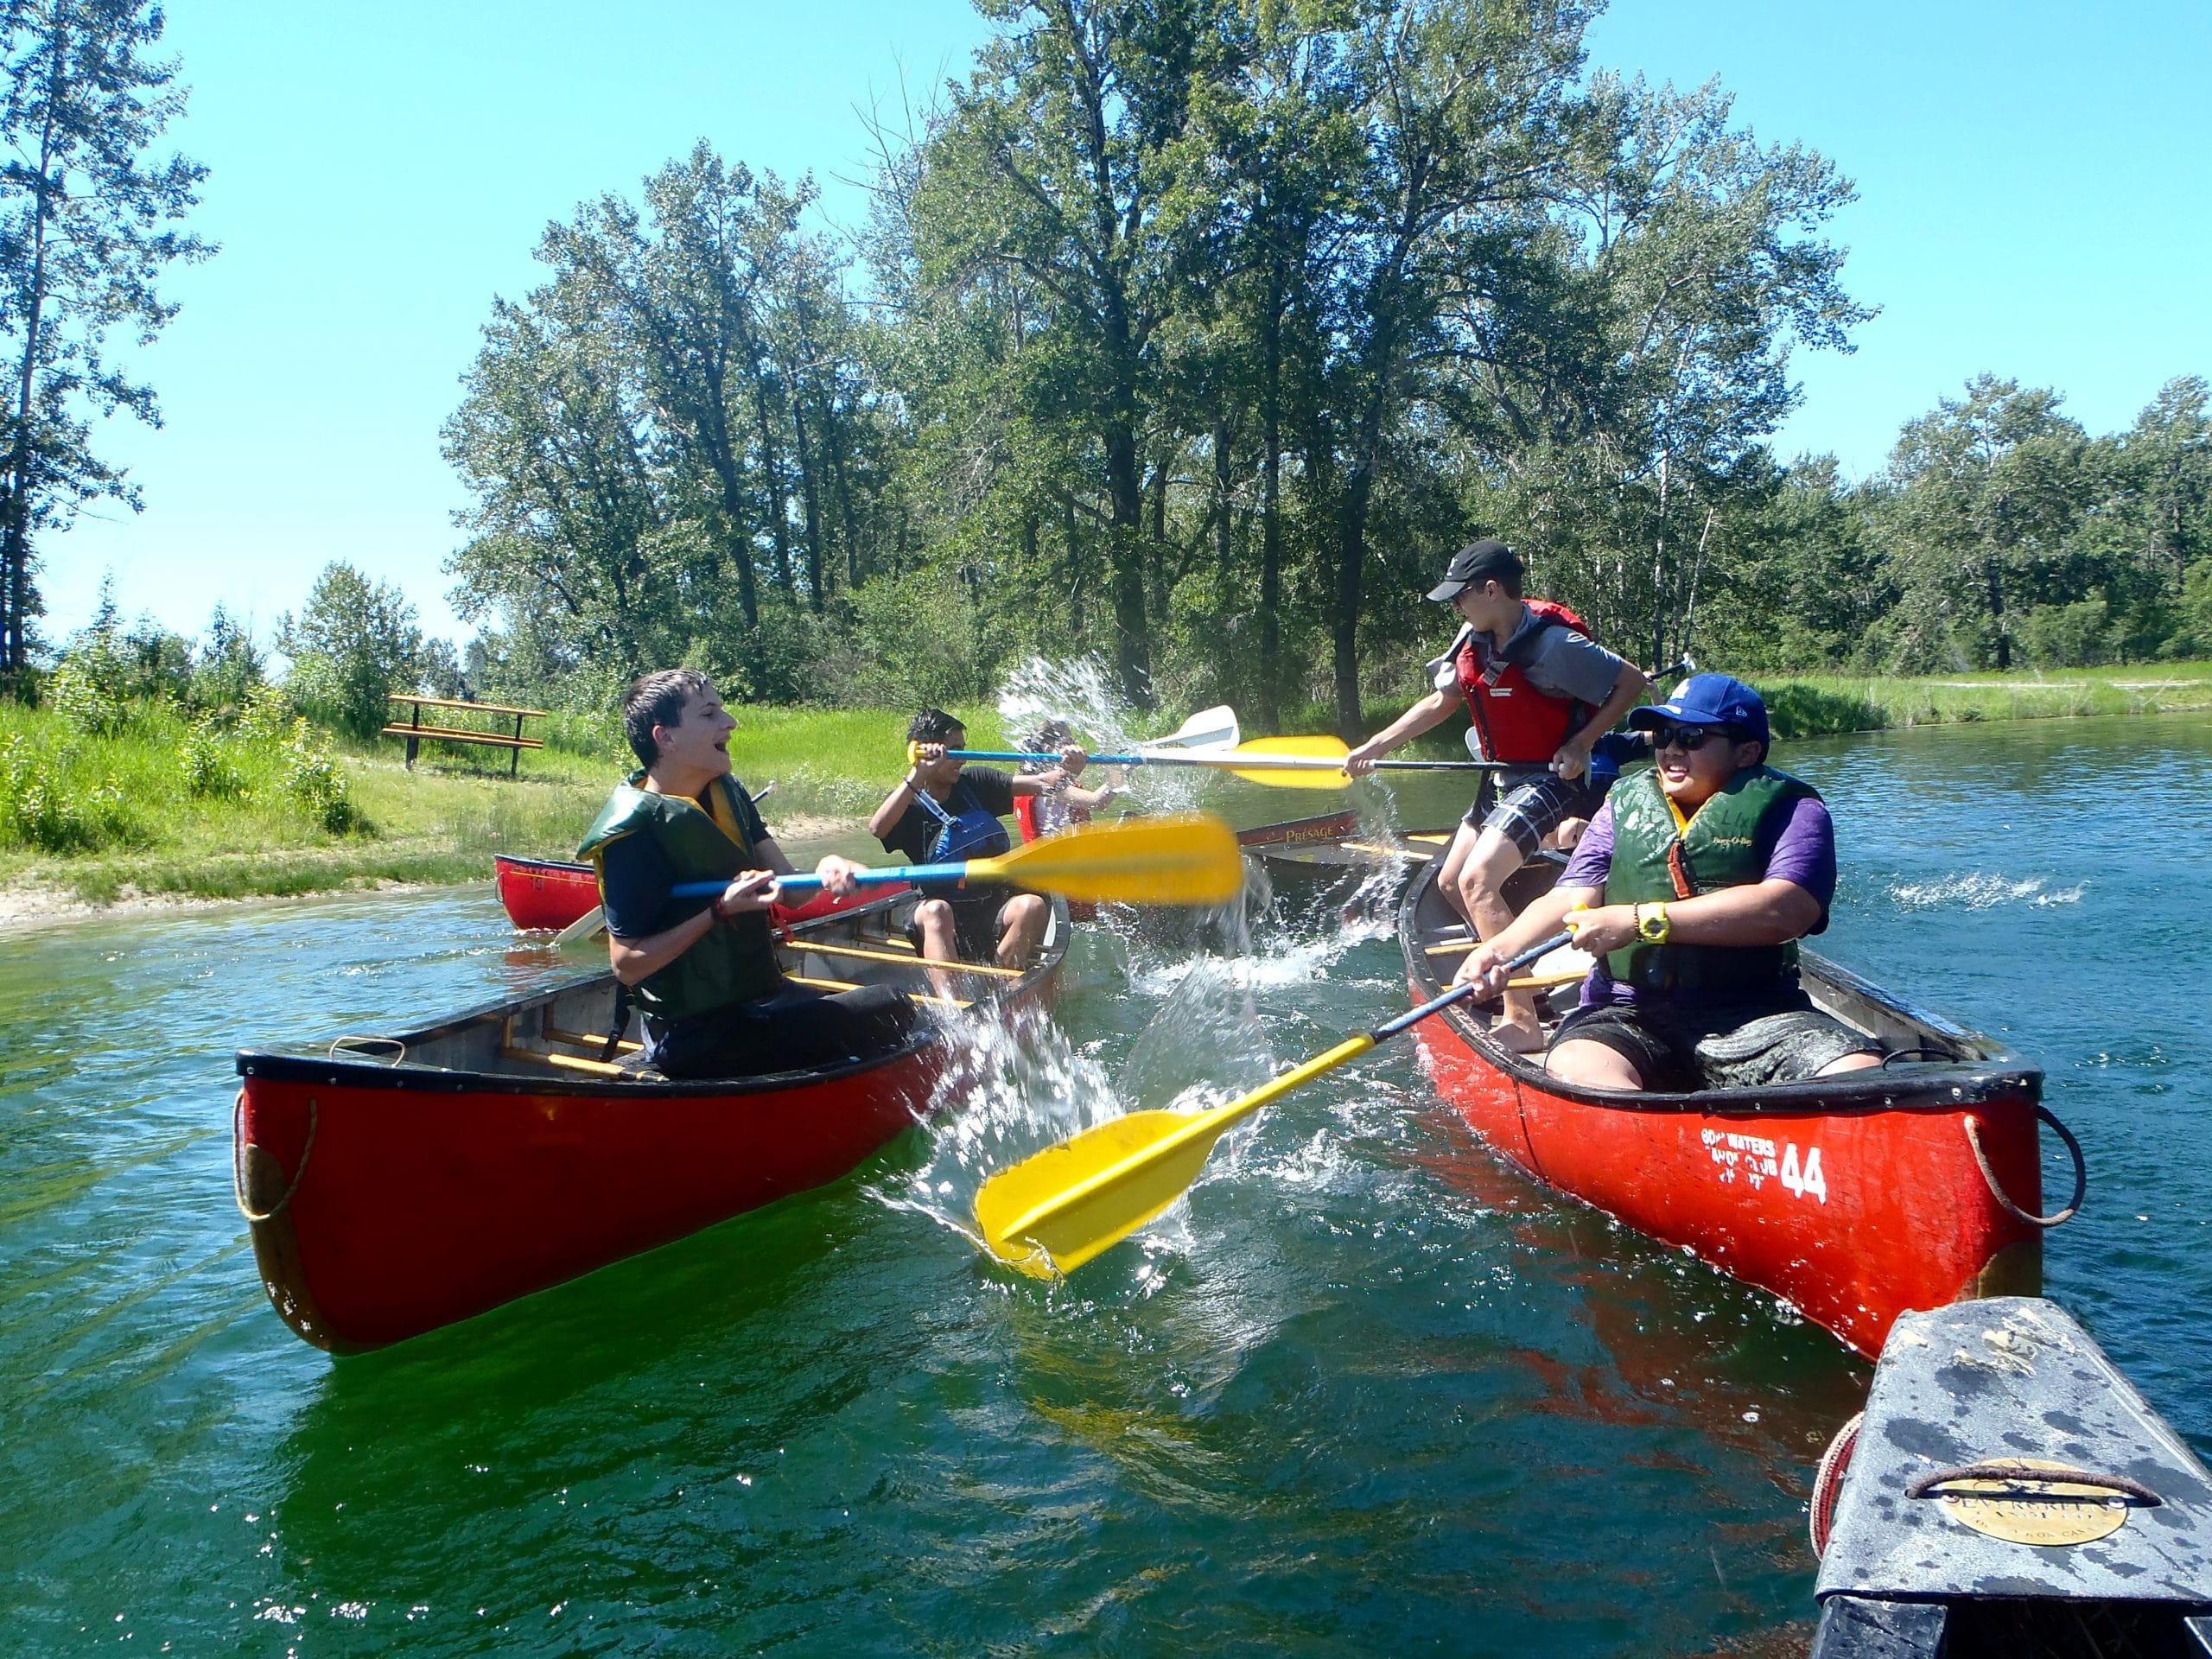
[1452,673,1883,1090]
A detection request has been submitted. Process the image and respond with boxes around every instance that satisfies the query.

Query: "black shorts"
[1464,770,1599,860]
[1550,989,1879,1091]
[906,883,1025,961]
[650,982,918,1080]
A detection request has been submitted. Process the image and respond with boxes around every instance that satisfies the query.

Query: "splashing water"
[1886,872,2089,911]
[994,654,1217,813]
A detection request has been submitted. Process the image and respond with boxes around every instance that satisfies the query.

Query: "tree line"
[6,2,2209,737]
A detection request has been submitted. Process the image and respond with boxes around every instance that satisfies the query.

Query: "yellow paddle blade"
[966,813,1243,906]
[1226,734,1353,790]
[973,1034,1376,1277]
[974,1109,1227,1277]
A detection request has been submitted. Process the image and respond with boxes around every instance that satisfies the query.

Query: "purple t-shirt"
[1556,790,1837,1006]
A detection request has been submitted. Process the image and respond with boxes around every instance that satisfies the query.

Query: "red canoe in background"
[1399,860,2082,1360]
[493,851,869,933]
[235,889,1069,1352]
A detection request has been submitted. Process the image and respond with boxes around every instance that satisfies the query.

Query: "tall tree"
[910,0,1236,704]
[0,0,209,680]
[1880,376,2087,671]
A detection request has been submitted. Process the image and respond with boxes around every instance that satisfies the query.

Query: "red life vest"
[1014,794,1039,843]
[1456,598,1594,765]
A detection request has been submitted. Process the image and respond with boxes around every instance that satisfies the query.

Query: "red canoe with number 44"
[1399,859,2083,1360]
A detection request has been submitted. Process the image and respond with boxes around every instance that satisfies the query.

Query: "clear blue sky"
[42,0,2212,647]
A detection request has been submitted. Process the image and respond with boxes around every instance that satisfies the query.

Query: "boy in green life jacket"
[576,669,917,1081]
[1452,674,1883,1092]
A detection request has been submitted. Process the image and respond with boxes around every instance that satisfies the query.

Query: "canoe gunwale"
[234,889,1066,1100]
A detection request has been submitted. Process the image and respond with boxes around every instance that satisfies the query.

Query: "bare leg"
[1455,826,1545,1052]
[1546,1038,1645,1091]
[1815,1051,1883,1077]
[1433,822,1484,927]
[912,898,961,1001]
[995,894,1048,969]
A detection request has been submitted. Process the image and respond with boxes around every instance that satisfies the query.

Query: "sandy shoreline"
[0,811,868,936]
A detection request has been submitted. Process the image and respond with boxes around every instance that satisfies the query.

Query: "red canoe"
[1399,861,2079,1360]
[493,850,875,932]
[233,890,1069,1352]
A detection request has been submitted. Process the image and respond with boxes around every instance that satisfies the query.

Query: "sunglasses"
[1649,723,1736,753]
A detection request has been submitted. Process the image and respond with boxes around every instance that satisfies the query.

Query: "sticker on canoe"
[1930,1460,2133,1547]
[1700,1129,1827,1203]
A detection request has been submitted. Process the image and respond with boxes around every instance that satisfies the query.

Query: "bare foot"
[1491,1017,1548,1054]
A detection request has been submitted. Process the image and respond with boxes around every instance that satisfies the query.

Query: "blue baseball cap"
[1627,672,1770,750]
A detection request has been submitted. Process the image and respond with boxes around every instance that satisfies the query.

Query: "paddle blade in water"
[1228,734,1352,789]
[974,1108,1235,1277]
[971,814,1243,906]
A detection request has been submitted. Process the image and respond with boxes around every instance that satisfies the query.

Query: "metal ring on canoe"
[1909,1461,2160,1506]
[1964,1104,2085,1228]
[232,1090,318,1224]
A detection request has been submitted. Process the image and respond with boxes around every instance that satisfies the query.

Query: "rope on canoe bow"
[1808,1411,1862,1557]
[232,1090,317,1224]
[1963,1104,2086,1228]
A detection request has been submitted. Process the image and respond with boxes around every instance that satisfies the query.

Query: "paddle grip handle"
[1372,931,1574,1040]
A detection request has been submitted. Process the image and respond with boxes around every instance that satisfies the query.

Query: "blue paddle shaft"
[1371,931,1575,1039]
[671,864,957,901]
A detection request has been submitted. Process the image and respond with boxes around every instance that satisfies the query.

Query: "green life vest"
[1601,765,1821,995]
[577,772,781,1021]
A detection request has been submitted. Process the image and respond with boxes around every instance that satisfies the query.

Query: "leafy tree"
[0,0,211,681]
[280,562,422,739]
[1878,376,2088,671]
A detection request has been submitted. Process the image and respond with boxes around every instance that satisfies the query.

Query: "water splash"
[994,654,1214,813]
[1887,873,2088,911]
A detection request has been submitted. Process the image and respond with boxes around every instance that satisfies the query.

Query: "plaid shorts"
[1464,769,1599,859]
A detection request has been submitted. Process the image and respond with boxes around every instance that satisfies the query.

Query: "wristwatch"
[1636,901,1671,944]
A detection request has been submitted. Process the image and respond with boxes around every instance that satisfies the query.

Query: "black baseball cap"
[1426,539,1522,602]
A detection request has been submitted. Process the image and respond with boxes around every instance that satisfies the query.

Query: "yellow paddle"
[936,734,1504,791]
[670,812,1245,909]
[972,929,1576,1275]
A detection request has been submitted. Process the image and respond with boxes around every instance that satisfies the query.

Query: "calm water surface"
[3,716,2208,1655]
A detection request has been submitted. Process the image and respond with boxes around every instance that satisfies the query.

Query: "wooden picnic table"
[382,694,550,778]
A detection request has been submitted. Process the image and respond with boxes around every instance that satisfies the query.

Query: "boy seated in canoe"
[1346,539,1648,1051]
[578,669,917,1081]
[1452,674,1883,1091]
[1015,718,1123,840]
[869,709,1086,974]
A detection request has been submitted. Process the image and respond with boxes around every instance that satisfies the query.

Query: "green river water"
[3,715,2209,1656]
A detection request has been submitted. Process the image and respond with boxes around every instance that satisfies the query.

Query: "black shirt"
[600,779,772,939]
[879,766,1016,865]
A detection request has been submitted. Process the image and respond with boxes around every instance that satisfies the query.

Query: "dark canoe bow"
[233,889,1069,1352]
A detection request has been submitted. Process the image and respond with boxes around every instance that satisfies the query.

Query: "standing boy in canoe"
[869,709,1086,975]
[579,669,916,1080]
[1452,674,1883,1090]
[1346,540,1647,1050]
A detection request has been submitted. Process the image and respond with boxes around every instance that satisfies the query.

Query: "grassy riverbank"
[0,700,1011,909]
[1754,664,2212,739]
[5,668,2207,912]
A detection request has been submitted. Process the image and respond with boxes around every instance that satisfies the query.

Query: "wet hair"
[907,708,965,745]
[624,668,715,766]
[1025,719,1073,751]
